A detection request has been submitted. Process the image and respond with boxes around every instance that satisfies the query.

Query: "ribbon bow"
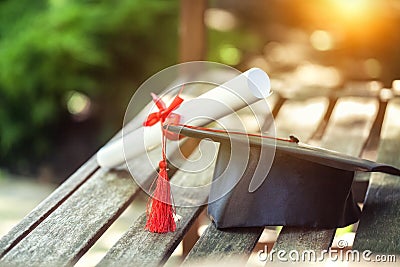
[143,90,184,233]
[143,93,184,127]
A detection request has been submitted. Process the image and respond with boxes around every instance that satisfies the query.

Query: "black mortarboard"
[166,124,400,229]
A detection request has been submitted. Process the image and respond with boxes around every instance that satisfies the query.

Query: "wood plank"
[0,106,151,258]
[97,148,215,267]
[0,156,98,258]
[353,98,400,254]
[181,97,329,264]
[0,169,135,266]
[176,199,258,261]
[321,97,379,154]
[273,97,379,252]
[0,145,163,266]
[273,227,335,252]
[273,97,329,141]
[182,224,263,266]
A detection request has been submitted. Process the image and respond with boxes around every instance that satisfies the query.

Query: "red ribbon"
[143,93,184,127]
[143,91,183,233]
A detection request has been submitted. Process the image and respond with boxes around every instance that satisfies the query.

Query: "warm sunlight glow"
[392,80,400,93]
[303,0,386,43]
[310,30,334,51]
[321,0,378,31]
[330,0,372,18]
[295,63,341,88]
[364,58,382,78]
[380,88,393,101]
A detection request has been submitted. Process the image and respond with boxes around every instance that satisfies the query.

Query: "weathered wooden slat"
[0,168,135,267]
[353,98,400,254]
[273,97,379,252]
[97,149,215,267]
[273,97,329,141]
[0,106,150,259]
[180,97,329,264]
[321,97,379,154]
[0,156,98,258]
[0,120,200,266]
[0,144,165,266]
[182,224,263,266]
[273,227,335,252]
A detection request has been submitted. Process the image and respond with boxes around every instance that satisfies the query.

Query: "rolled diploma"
[97,68,270,168]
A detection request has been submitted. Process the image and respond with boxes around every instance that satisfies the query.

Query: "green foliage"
[207,28,261,66]
[0,0,178,170]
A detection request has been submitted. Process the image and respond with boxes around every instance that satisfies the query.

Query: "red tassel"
[144,89,185,233]
[145,160,176,233]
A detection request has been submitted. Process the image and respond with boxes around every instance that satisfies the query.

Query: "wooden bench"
[1,84,399,266]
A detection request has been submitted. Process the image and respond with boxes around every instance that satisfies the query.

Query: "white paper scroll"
[96,68,271,168]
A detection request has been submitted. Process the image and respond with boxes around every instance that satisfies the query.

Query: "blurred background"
[1,0,400,181]
[1,0,400,264]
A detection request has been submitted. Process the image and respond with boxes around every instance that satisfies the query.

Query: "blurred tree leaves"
[0,0,178,173]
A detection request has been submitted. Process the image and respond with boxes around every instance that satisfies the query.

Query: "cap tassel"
[143,89,184,233]
[145,160,176,233]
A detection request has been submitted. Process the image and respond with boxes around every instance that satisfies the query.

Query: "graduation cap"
[166,124,400,229]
